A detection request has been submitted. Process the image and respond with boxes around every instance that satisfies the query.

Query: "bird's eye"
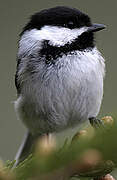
[67,21,75,29]
[63,21,75,29]
[63,23,67,28]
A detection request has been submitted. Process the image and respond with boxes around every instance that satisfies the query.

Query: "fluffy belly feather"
[15,49,105,135]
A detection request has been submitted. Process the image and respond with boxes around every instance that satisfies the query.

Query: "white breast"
[15,48,105,135]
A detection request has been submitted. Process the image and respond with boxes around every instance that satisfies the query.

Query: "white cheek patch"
[39,25,88,46]
[20,25,89,49]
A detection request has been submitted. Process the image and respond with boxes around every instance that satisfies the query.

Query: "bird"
[14,6,106,166]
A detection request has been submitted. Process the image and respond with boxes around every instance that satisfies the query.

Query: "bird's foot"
[89,117,104,129]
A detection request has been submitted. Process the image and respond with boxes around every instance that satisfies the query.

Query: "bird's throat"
[40,32,94,64]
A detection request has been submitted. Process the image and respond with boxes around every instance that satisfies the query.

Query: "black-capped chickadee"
[14,6,106,166]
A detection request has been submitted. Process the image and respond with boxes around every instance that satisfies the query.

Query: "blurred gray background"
[0,0,117,161]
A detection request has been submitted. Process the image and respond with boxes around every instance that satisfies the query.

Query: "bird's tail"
[13,131,37,168]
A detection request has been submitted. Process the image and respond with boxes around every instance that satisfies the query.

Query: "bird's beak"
[87,23,106,33]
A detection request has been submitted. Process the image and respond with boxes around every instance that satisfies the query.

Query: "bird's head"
[19,6,106,58]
